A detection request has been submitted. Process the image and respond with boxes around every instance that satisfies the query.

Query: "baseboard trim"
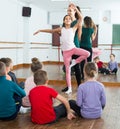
[13,61,64,70]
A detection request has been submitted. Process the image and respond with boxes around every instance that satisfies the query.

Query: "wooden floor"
[14,63,120,86]
[1,63,120,129]
[1,86,120,129]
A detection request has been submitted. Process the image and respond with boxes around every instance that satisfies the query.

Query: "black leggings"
[69,100,81,117]
[80,47,92,79]
[72,55,81,86]
[48,103,67,124]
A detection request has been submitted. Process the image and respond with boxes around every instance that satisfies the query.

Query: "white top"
[22,76,36,107]
[60,27,75,51]
[24,76,36,95]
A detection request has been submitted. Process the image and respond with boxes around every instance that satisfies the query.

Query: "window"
[112,24,120,44]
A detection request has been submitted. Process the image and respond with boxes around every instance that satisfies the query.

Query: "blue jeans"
[72,55,81,86]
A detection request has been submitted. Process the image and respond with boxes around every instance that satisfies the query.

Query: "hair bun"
[31,57,39,64]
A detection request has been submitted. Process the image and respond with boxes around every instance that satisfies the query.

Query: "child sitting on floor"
[22,57,43,107]
[0,61,26,120]
[29,69,76,124]
[69,62,106,119]
[94,56,110,75]
[108,53,118,74]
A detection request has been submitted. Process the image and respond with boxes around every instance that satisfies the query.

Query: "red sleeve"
[49,87,58,98]
[97,61,103,68]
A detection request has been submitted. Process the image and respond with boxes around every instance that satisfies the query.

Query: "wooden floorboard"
[1,63,120,129]
[14,63,120,87]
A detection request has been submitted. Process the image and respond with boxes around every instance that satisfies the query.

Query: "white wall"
[0,0,52,64]
[0,0,120,64]
[0,0,24,64]
[26,5,52,63]
[49,11,66,25]
[30,5,51,43]
[0,0,18,41]
[111,10,120,24]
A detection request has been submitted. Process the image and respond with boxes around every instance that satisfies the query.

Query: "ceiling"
[19,0,120,12]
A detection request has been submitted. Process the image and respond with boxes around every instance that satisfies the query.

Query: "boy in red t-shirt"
[94,56,110,75]
[29,69,75,124]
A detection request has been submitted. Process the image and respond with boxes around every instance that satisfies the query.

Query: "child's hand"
[67,109,76,120]
[102,64,107,68]
[33,30,40,35]
[69,3,76,10]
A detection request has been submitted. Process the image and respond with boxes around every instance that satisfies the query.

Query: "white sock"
[65,87,72,94]
[19,106,31,114]
[70,59,76,68]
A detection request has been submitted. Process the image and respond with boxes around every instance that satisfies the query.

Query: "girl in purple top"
[108,53,118,74]
[69,62,106,119]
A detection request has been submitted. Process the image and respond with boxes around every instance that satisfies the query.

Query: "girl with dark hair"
[80,16,98,80]
[22,57,43,107]
[61,5,83,92]
[33,3,90,94]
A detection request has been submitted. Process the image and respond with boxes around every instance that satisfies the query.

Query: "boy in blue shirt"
[0,61,26,120]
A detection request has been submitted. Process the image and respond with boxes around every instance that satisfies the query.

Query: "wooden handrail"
[31,42,51,45]
[0,47,23,49]
[0,41,25,44]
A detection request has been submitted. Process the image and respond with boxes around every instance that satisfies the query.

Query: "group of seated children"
[94,53,118,75]
[0,57,106,125]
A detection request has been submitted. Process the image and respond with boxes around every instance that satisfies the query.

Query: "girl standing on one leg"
[33,4,90,94]
[62,4,83,92]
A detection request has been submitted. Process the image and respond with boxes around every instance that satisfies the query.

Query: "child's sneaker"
[19,106,31,114]
[103,72,106,75]
[70,59,76,68]
[61,87,68,92]
[65,87,72,94]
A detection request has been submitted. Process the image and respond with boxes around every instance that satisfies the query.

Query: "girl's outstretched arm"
[33,27,61,35]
